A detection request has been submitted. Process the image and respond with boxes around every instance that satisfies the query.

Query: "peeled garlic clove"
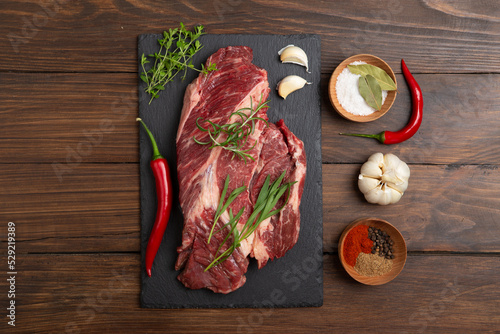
[278,45,309,72]
[277,75,311,99]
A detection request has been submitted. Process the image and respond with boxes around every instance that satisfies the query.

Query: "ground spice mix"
[354,252,393,277]
[343,225,373,266]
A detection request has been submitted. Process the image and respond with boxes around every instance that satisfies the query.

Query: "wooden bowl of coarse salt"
[328,54,397,122]
[338,218,407,285]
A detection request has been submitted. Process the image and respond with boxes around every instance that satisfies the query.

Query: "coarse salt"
[336,61,388,116]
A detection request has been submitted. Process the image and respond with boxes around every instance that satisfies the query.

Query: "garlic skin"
[358,153,410,205]
[277,75,311,99]
[278,45,309,72]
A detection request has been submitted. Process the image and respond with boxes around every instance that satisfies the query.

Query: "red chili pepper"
[340,59,423,144]
[137,118,173,277]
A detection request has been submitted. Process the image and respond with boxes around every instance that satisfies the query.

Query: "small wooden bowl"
[338,218,407,285]
[328,54,397,122]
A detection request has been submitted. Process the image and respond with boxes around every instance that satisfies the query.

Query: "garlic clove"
[387,188,403,205]
[360,160,383,178]
[278,45,309,72]
[365,186,387,205]
[384,154,410,177]
[358,175,380,194]
[368,152,385,166]
[385,172,409,193]
[277,75,311,99]
[365,186,402,205]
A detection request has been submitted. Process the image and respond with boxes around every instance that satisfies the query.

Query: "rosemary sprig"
[140,22,217,104]
[193,95,270,164]
[205,171,296,271]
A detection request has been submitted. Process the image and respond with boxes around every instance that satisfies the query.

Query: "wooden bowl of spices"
[328,54,397,122]
[338,218,407,285]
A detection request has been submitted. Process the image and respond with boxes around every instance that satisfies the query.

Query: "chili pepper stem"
[339,132,385,144]
[137,118,164,160]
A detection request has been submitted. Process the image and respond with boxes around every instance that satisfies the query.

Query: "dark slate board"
[138,34,322,308]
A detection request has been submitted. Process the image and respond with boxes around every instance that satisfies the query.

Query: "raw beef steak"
[175,46,306,294]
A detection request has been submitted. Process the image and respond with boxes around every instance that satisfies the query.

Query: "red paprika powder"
[343,225,373,266]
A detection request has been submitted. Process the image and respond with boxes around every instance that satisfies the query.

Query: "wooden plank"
[0,164,140,253]
[1,163,498,253]
[6,253,499,332]
[322,73,500,164]
[322,164,500,253]
[0,73,498,164]
[0,0,499,73]
[0,73,138,163]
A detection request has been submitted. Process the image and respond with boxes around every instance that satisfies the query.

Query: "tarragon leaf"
[358,74,382,111]
[348,64,397,91]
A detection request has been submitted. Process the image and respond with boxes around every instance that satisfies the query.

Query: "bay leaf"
[358,74,382,111]
[348,64,397,91]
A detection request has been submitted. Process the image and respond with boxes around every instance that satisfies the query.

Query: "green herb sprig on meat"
[193,95,270,164]
[205,171,296,271]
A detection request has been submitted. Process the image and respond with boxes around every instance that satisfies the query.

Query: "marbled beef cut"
[175,46,306,294]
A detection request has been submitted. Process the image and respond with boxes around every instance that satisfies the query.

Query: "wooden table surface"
[1,0,499,333]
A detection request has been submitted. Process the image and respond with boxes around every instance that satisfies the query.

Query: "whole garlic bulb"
[358,153,410,205]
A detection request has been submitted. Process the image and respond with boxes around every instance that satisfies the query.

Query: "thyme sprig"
[205,171,296,271]
[193,95,270,163]
[140,23,217,104]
